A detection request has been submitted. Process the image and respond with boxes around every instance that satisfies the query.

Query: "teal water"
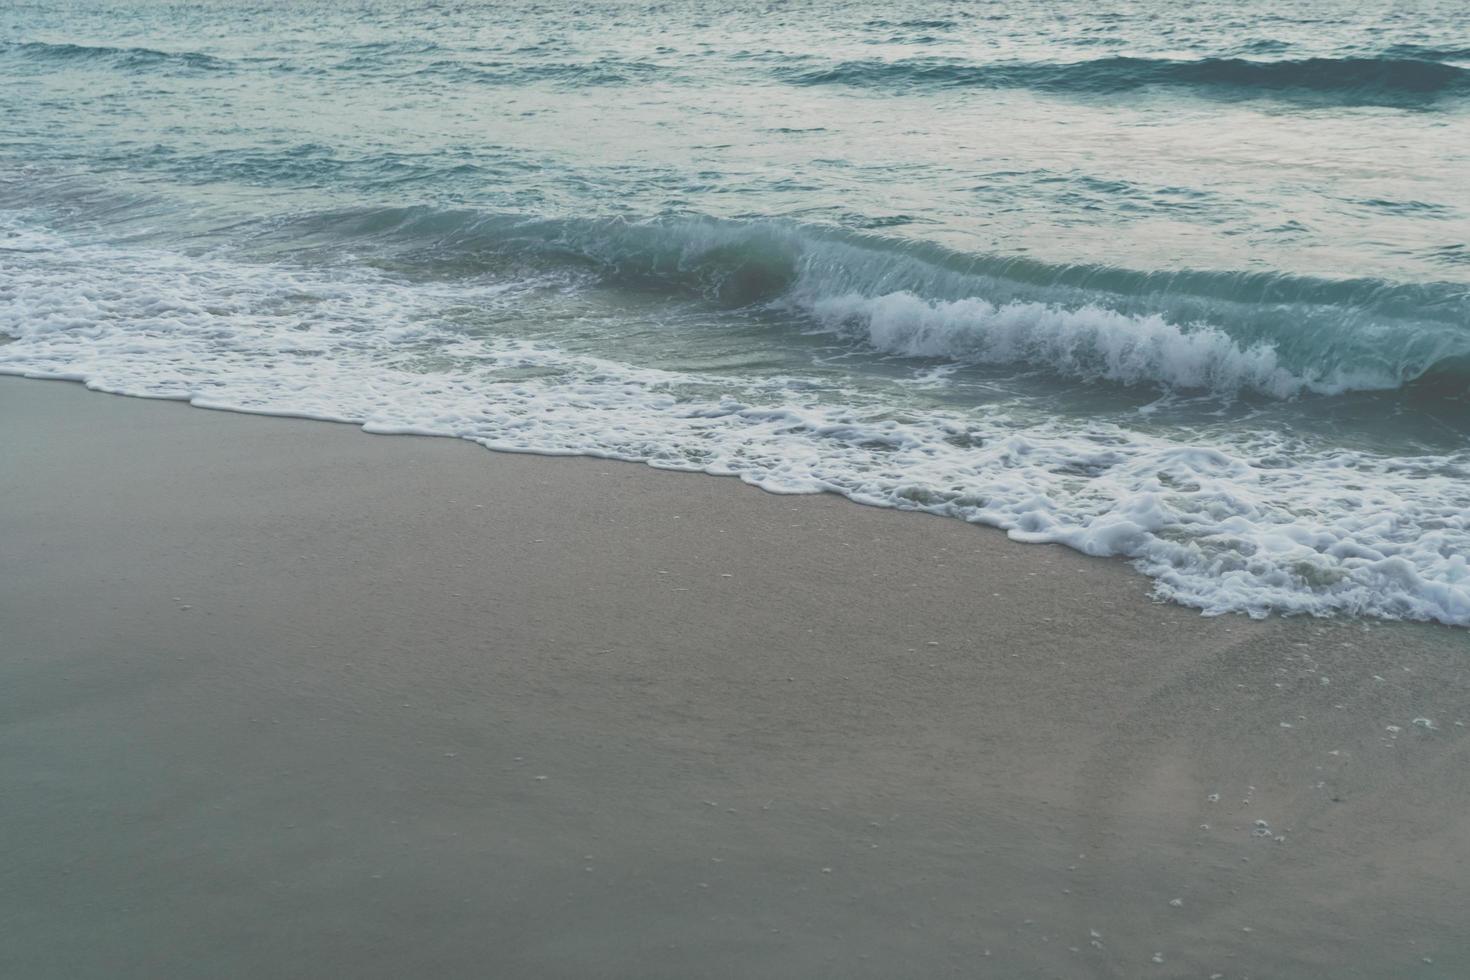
[1,0,1467,623]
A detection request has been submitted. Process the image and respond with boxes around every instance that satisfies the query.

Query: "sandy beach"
[2,376,1467,979]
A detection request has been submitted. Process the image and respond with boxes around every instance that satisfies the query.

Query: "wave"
[409,58,661,86]
[2,225,1467,628]
[0,40,231,73]
[801,287,1470,398]
[781,54,1470,106]
[808,292,1312,396]
[0,41,653,87]
[272,208,1470,398]
[1382,43,1470,62]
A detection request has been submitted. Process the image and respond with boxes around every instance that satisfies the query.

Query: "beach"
[3,376,1467,978]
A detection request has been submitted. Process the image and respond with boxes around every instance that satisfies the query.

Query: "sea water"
[1,0,1467,624]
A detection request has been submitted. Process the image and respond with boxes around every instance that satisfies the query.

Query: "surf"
[251,208,1470,399]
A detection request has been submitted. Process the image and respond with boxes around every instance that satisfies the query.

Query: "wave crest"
[807,292,1310,396]
[0,40,231,73]
[783,54,1470,106]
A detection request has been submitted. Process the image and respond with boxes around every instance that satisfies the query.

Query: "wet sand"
[2,376,1468,979]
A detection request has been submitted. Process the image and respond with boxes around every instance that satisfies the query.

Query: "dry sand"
[2,376,1468,978]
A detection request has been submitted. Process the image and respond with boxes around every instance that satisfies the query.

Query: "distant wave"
[270,208,1470,399]
[864,18,959,30]
[0,40,656,86]
[393,57,662,86]
[781,54,1470,106]
[0,40,231,73]
[1381,43,1470,62]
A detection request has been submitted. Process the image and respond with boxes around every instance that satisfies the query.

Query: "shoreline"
[3,376,1468,978]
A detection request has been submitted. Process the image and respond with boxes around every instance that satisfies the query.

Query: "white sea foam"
[803,290,1389,398]
[2,234,1467,627]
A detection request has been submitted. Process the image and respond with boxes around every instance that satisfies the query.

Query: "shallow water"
[1,0,1467,623]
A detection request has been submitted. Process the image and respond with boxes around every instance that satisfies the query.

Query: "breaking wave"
[275,208,1470,399]
[1,217,1467,627]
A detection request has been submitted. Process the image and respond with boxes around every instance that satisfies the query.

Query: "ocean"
[2,0,1467,625]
